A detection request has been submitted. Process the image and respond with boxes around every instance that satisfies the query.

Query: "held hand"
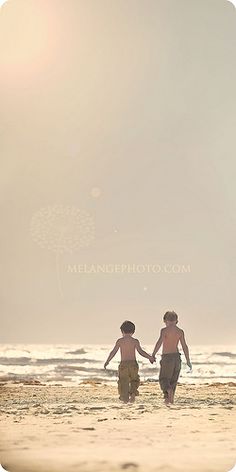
[149,355,156,364]
[187,361,192,371]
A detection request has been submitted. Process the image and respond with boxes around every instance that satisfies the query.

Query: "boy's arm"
[179,330,192,368]
[135,340,155,363]
[104,340,120,369]
[152,329,164,357]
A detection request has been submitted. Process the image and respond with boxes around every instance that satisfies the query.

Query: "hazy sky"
[1,0,236,344]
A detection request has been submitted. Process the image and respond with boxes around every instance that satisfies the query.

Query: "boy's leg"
[159,356,175,403]
[129,361,140,402]
[170,355,181,402]
[118,362,130,402]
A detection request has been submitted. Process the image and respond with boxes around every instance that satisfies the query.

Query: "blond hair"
[163,311,178,323]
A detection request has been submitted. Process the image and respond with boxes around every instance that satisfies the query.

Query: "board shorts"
[118,360,140,402]
[159,352,182,399]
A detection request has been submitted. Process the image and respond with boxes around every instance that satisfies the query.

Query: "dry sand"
[0,381,235,472]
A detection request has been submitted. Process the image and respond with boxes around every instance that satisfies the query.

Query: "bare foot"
[129,393,136,403]
[119,396,129,403]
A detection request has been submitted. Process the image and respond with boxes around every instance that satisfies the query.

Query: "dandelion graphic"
[30,205,95,297]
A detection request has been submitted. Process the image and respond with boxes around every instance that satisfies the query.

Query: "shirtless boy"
[104,320,154,403]
[152,311,192,405]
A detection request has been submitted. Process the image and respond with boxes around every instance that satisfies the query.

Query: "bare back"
[162,325,183,353]
[117,336,139,361]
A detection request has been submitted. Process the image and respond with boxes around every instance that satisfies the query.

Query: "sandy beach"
[0,381,235,472]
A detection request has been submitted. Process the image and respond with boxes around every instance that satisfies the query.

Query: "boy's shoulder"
[118,336,140,345]
[176,326,184,336]
[177,326,184,333]
[164,326,184,334]
[173,325,184,332]
[121,336,139,344]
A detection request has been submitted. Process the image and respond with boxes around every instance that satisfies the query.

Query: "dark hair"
[120,320,135,334]
[163,311,178,323]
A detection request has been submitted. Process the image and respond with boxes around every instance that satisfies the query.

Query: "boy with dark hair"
[152,311,192,405]
[104,320,154,403]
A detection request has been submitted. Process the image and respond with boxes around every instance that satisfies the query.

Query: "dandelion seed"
[30,205,95,297]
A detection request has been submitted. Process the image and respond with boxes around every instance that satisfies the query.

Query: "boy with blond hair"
[152,311,192,405]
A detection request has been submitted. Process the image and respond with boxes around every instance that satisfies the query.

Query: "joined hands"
[149,355,156,364]
[187,361,192,372]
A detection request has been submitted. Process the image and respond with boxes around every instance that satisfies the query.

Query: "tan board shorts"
[118,360,140,402]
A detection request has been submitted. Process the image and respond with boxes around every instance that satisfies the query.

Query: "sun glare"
[0,2,61,84]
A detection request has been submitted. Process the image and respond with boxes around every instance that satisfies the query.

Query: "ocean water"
[0,344,235,386]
